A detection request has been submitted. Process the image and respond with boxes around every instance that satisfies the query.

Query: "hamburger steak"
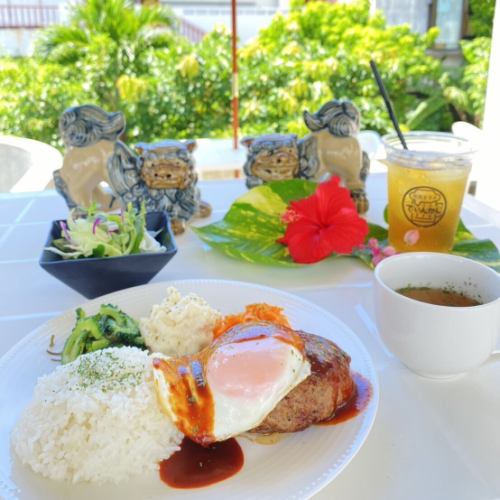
[252,331,355,434]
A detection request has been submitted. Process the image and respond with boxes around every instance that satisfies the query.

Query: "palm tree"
[36,0,175,63]
[35,0,177,108]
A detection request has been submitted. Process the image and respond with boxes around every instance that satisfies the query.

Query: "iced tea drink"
[383,133,473,253]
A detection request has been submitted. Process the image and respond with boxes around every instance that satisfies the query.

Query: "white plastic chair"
[451,121,484,196]
[0,135,62,193]
[358,130,386,173]
[358,130,383,158]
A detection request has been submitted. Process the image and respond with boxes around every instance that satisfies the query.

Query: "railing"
[0,4,59,29]
[0,4,205,45]
[179,8,285,16]
[177,17,206,44]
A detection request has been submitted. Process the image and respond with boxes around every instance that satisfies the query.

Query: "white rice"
[139,287,221,356]
[11,347,183,484]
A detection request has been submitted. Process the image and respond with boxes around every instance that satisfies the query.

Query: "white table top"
[1,173,500,499]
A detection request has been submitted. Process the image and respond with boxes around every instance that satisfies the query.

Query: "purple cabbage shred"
[92,217,101,234]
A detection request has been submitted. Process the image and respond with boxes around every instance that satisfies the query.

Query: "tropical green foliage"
[406,35,491,129]
[240,0,445,135]
[193,179,500,271]
[0,0,181,146]
[0,58,87,145]
[37,0,176,109]
[461,37,491,121]
[0,0,493,147]
[469,0,496,37]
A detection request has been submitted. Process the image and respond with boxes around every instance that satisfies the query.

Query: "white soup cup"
[374,252,500,379]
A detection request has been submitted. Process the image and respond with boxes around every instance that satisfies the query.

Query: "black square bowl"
[39,212,177,299]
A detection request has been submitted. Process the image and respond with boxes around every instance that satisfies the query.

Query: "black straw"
[369,59,408,150]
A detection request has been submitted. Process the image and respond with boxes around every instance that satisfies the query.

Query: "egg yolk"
[207,336,295,399]
[153,321,307,445]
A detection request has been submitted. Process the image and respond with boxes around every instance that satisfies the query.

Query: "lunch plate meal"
[0,279,379,500]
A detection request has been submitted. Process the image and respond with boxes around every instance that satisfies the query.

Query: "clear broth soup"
[396,287,481,307]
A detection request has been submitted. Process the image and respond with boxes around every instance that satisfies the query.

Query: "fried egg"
[152,321,311,445]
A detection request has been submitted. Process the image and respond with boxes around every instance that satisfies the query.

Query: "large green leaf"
[367,222,388,242]
[451,239,500,272]
[406,94,448,130]
[360,219,500,271]
[449,219,500,271]
[193,180,317,266]
[192,180,500,272]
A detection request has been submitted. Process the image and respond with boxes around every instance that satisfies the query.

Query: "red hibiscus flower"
[278,177,369,264]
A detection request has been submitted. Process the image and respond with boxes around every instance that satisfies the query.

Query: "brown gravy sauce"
[153,357,215,446]
[160,372,371,488]
[319,372,372,425]
[160,437,244,489]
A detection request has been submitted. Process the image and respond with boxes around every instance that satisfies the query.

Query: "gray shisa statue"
[53,104,211,234]
[242,99,370,213]
[54,105,124,211]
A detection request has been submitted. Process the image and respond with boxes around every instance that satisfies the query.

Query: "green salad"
[46,203,165,259]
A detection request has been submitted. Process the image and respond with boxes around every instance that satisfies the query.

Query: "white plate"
[0,279,379,500]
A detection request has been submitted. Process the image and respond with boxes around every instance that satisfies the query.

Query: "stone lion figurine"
[303,100,369,213]
[241,133,319,189]
[108,139,211,234]
[54,104,210,234]
[241,99,370,213]
[54,104,125,211]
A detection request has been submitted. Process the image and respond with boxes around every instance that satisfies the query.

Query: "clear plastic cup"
[382,132,474,252]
